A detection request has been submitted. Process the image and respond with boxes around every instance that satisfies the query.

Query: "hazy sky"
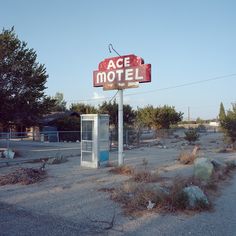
[1,0,235,119]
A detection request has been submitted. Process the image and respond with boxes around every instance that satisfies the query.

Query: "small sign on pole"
[93,54,151,165]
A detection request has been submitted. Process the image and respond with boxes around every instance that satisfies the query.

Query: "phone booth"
[81,114,110,168]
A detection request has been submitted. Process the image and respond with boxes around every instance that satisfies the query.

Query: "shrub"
[220,103,236,149]
[184,128,199,143]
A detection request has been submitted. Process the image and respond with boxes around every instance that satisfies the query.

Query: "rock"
[3,149,15,159]
[183,185,209,209]
[194,158,214,181]
[147,200,155,210]
[225,160,236,168]
[211,159,226,171]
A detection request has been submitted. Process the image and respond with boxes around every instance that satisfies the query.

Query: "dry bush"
[0,168,47,186]
[159,176,188,212]
[110,175,212,215]
[109,165,134,175]
[107,159,236,216]
[132,170,160,183]
[178,145,200,165]
[178,152,195,165]
[111,182,163,215]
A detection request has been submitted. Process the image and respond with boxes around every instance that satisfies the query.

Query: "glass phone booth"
[81,114,110,168]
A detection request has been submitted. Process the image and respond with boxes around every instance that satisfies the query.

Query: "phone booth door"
[81,118,96,168]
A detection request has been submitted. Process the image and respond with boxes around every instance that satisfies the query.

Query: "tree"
[99,100,136,127]
[52,92,67,112]
[136,105,156,129]
[0,27,55,130]
[220,103,236,149]
[219,102,226,122]
[136,105,183,129]
[155,105,183,129]
[70,103,97,114]
[196,117,204,124]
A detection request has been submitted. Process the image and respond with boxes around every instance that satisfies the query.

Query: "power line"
[126,73,236,97]
[67,73,236,104]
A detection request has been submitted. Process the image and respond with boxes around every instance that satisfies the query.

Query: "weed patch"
[0,168,47,185]
[109,165,134,175]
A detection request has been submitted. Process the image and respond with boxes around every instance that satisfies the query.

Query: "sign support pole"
[118,89,124,165]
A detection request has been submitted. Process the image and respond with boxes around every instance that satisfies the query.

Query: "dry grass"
[178,152,196,165]
[178,145,200,165]
[111,182,163,215]
[109,165,134,175]
[0,168,47,185]
[107,158,236,216]
[132,170,160,183]
[110,175,211,215]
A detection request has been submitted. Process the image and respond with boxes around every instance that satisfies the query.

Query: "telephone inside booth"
[81,114,109,168]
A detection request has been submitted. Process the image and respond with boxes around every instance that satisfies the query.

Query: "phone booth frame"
[81,114,110,168]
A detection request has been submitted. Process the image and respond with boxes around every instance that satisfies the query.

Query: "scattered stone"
[47,153,67,164]
[183,185,209,209]
[217,148,227,153]
[3,149,15,159]
[147,200,155,210]
[194,158,214,181]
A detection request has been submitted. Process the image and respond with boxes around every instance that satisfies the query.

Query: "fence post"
[7,133,10,150]
[57,131,60,142]
[109,130,112,151]
[125,130,128,146]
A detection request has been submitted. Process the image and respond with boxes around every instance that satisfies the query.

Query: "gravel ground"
[0,132,236,235]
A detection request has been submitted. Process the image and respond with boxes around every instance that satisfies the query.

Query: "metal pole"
[118,89,124,165]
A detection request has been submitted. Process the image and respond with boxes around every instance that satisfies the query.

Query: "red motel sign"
[93,54,151,90]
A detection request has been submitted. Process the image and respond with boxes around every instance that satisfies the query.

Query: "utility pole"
[188,106,190,122]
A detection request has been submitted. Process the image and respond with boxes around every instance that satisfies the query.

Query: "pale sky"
[1,0,236,119]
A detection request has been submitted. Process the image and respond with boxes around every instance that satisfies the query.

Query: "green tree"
[219,102,226,122]
[136,105,156,129]
[52,92,67,112]
[196,117,204,124]
[220,103,236,149]
[70,103,97,114]
[0,27,55,129]
[136,105,183,129]
[155,105,183,129]
[99,100,136,127]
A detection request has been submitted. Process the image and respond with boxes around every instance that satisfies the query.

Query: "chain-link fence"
[110,125,221,148]
[0,125,221,154]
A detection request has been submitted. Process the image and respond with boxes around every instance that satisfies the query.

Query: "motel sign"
[93,54,151,90]
[93,52,151,166]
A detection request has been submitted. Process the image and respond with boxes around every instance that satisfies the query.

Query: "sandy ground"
[0,132,236,235]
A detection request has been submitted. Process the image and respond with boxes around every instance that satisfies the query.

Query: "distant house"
[42,111,80,126]
[209,121,220,127]
[40,111,80,142]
